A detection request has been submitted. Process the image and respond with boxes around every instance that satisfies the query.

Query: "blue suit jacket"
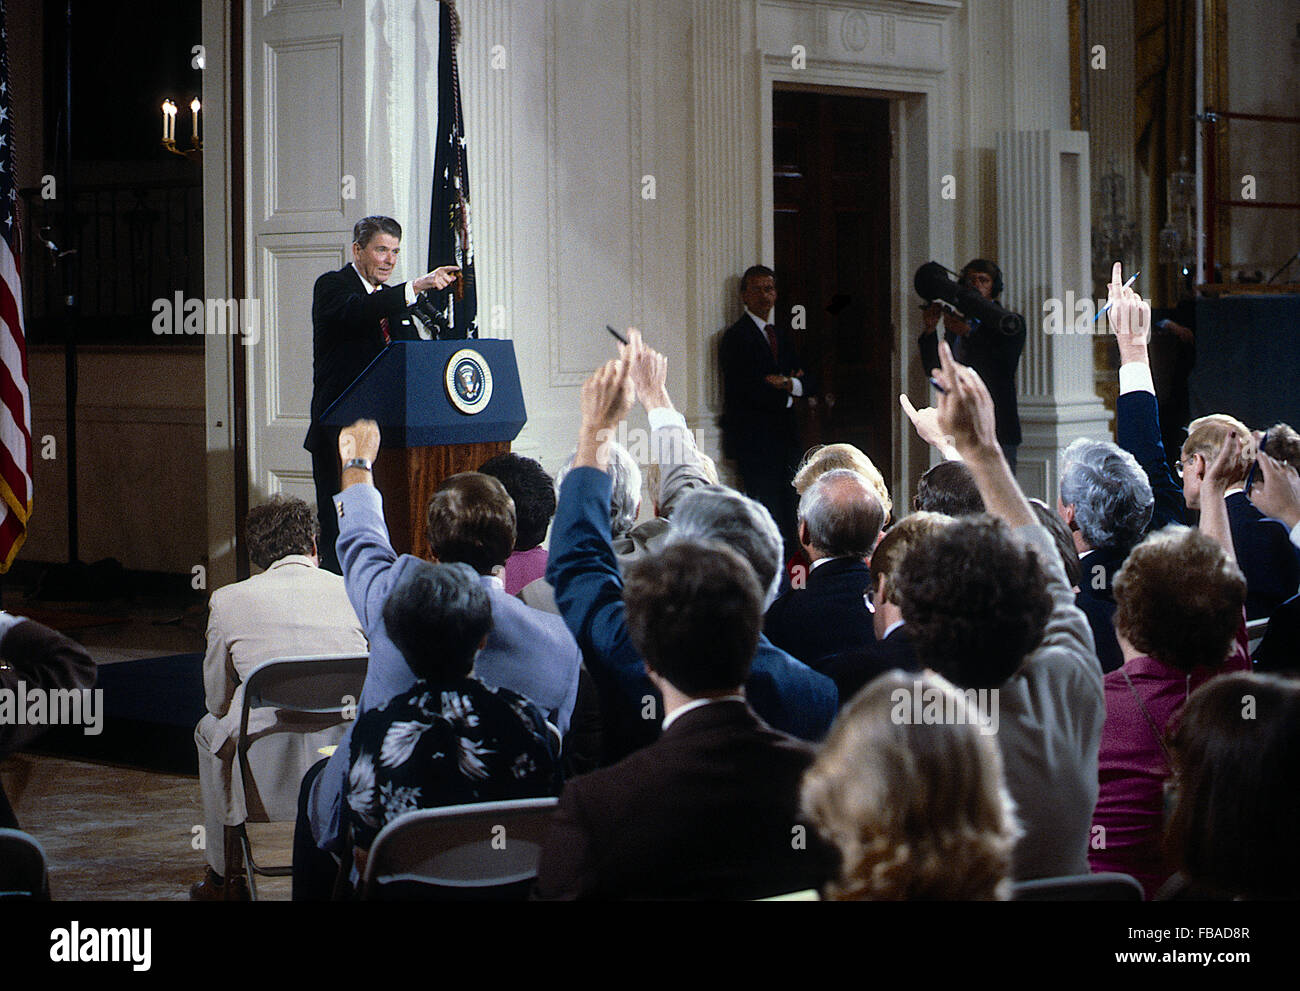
[308,483,582,850]
[764,556,876,671]
[1116,389,1185,533]
[546,467,838,759]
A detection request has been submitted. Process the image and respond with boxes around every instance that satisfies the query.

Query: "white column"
[687,0,755,464]
[997,129,1110,502]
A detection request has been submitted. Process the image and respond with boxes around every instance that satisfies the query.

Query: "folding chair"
[1012,871,1144,901]
[0,828,49,900]
[359,797,558,900]
[1246,617,1268,658]
[230,653,368,900]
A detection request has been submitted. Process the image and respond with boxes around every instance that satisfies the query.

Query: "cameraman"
[919,259,1025,470]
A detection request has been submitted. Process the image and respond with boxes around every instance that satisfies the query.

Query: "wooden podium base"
[373,441,509,558]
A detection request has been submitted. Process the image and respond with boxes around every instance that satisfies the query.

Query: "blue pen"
[929,377,947,395]
[1094,272,1140,321]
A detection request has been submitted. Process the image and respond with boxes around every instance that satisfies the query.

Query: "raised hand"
[339,418,381,464]
[1107,261,1151,365]
[934,340,998,456]
[1249,452,1300,529]
[900,393,958,459]
[624,329,672,411]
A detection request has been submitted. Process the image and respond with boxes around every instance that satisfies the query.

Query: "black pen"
[606,325,628,345]
[929,376,947,394]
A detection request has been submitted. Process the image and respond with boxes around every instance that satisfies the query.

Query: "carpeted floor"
[1,753,292,901]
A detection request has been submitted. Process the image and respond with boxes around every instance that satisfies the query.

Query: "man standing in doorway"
[719,265,812,549]
[919,258,1025,470]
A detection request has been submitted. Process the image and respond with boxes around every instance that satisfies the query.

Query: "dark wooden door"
[773,89,892,478]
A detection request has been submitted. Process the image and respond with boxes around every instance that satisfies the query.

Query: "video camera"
[914,261,1025,337]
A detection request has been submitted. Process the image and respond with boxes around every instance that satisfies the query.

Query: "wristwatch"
[343,458,373,473]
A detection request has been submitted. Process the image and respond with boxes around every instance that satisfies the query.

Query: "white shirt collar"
[745,308,773,331]
[267,554,317,571]
[661,694,746,731]
[351,262,378,294]
[480,573,505,591]
[881,618,904,639]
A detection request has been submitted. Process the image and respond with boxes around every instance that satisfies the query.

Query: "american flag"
[0,2,32,572]
[427,0,477,339]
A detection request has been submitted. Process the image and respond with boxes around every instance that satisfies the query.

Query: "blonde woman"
[801,670,1018,900]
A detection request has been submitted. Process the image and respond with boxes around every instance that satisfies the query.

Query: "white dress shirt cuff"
[1119,362,1155,396]
[1291,521,1300,552]
[404,281,417,306]
[789,377,804,398]
[0,611,24,645]
[648,407,688,433]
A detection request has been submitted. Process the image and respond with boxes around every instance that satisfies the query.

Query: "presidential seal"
[445,348,493,414]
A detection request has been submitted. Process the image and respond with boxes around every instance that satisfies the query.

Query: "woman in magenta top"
[1089,525,1249,898]
[477,453,557,597]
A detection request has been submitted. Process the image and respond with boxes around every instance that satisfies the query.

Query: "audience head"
[624,541,761,697]
[382,560,492,682]
[246,495,320,570]
[895,516,1053,689]
[802,670,1017,900]
[1181,414,1254,509]
[1030,497,1083,589]
[644,452,720,519]
[1058,438,1154,553]
[556,441,642,539]
[913,460,985,517]
[1113,525,1245,672]
[868,512,954,638]
[426,472,517,575]
[478,453,557,552]
[669,486,783,608]
[1261,422,1300,472]
[1166,672,1300,899]
[793,444,893,522]
[797,469,885,562]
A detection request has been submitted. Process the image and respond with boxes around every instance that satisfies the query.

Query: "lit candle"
[161,101,169,140]
[190,98,200,142]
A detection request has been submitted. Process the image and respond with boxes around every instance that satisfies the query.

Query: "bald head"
[797,468,885,562]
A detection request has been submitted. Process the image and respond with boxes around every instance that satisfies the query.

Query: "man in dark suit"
[764,468,884,670]
[306,216,460,572]
[919,259,1025,469]
[719,265,811,548]
[820,512,940,706]
[1057,438,1154,673]
[535,541,834,900]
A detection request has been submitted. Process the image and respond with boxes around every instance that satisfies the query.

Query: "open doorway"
[772,87,893,480]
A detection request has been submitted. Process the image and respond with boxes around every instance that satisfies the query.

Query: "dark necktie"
[765,324,778,362]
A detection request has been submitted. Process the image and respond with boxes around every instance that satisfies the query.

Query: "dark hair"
[740,265,775,293]
[352,215,402,248]
[960,258,1003,298]
[245,495,320,570]
[870,512,954,606]
[1029,498,1082,589]
[895,516,1053,689]
[1262,422,1300,472]
[382,560,491,682]
[623,541,761,695]
[478,453,557,551]
[1165,672,1300,898]
[426,473,517,575]
[913,461,985,517]
[1113,526,1245,672]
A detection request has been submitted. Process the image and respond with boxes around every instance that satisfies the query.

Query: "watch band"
[343,458,373,473]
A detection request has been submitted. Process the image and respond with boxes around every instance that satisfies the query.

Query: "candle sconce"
[161,98,202,160]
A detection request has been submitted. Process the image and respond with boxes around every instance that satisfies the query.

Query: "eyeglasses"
[1174,459,1185,479]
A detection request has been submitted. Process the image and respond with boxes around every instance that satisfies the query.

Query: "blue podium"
[323,340,527,556]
